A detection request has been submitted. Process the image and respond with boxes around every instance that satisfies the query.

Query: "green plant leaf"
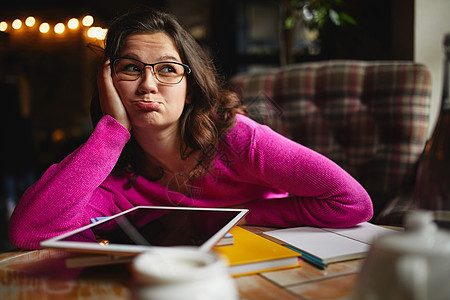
[329,9,340,26]
[285,16,296,29]
[340,12,358,25]
[315,7,328,27]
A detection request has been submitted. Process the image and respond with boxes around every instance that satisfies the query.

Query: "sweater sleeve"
[8,115,131,249]
[240,120,373,228]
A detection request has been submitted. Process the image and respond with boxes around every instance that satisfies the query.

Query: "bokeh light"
[68,18,79,30]
[0,22,7,31]
[54,23,65,34]
[39,22,50,33]
[87,27,107,40]
[25,16,36,27]
[12,19,22,30]
[2,14,102,38]
[82,15,94,27]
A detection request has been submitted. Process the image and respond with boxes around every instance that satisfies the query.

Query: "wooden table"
[0,226,364,300]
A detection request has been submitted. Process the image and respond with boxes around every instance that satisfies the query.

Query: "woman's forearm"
[8,115,130,249]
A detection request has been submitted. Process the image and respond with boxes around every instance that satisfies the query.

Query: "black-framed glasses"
[112,57,192,84]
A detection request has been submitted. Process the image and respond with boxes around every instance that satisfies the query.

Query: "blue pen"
[283,244,328,270]
[90,216,110,223]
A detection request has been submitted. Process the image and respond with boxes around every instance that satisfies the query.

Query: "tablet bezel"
[40,206,248,254]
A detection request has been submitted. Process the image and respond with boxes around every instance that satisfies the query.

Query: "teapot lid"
[377,210,450,256]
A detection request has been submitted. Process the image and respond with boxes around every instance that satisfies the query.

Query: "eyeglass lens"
[113,58,188,84]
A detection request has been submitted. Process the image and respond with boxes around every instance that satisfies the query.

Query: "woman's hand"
[97,59,132,131]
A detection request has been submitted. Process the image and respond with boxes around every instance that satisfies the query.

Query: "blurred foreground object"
[414,33,450,229]
[352,210,450,300]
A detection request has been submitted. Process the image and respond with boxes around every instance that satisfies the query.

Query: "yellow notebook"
[214,227,301,277]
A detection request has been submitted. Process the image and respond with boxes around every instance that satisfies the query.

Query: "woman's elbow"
[8,216,42,250]
[324,189,373,228]
[344,190,374,226]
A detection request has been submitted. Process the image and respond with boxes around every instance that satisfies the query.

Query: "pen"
[283,244,328,270]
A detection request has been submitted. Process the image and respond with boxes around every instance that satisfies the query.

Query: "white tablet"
[40,206,248,254]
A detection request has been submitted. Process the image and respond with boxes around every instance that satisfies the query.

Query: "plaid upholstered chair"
[230,60,432,226]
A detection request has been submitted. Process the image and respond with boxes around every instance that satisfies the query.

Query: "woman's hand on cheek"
[97,59,132,131]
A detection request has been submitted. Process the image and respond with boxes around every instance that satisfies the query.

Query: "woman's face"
[112,32,189,131]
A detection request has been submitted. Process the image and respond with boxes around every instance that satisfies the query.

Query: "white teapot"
[131,247,238,300]
[352,210,450,300]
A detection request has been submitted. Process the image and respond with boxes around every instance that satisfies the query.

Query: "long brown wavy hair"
[90,7,246,186]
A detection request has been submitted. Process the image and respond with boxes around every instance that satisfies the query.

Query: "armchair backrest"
[230,60,432,223]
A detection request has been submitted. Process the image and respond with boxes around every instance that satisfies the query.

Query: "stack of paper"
[263,222,395,269]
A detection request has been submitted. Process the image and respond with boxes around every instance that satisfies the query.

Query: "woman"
[9,8,373,250]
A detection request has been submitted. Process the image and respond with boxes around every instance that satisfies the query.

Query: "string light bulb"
[87,27,100,38]
[82,15,94,27]
[12,19,22,30]
[0,22,7,31]
[2,14,102,39]
[68,18,79,30]
[87,27,107,40]
[25,16,36,27]
[54,23,65,34]
[39,22,50,34]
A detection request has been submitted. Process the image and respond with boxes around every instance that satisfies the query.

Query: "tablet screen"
[41,206,247,254]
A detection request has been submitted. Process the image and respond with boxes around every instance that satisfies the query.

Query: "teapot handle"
[396,255,427,300]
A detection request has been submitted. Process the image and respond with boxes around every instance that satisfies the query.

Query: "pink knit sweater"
[9,114,373,249]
